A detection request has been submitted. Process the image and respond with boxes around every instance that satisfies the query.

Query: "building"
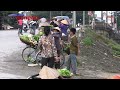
[95,11,114,24]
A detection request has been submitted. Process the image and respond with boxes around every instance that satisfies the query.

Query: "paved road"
[0,30,40,79]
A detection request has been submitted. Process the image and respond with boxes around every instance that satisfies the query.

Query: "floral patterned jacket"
[38,34,57,58]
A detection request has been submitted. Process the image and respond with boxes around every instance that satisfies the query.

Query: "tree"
[31,11,89,24]
[0,11,19,29]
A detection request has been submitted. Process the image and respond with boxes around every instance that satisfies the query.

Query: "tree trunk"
[0,16,2,30]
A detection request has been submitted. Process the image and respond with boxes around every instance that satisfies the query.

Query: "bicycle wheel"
[27,74,41,79]
[35,51,42,66]
[22,46,36,63]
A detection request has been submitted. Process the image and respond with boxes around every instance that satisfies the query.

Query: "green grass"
[82,37,94,46]
[111,45,120,52]
[112,50,120,56]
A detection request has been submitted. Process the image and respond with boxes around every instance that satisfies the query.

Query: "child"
[67,28,80,75]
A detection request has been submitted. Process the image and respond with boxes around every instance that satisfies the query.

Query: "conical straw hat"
[38,66,60,79]
[39,22,50,27]
[40,18,47,23]
[61,20,68,25]
[53,27,61,32]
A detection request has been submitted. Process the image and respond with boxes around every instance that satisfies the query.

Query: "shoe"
[73,72,80,76]
[38,63,41,66]
[28,63,38,67]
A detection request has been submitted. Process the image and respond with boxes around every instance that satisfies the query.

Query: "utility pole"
[101,11,103,20]
[116,11,118,31]
[50,11,52,20]
[111,11,113,26]
[106,11,108,23]
[73,11,76,28]
[61,11,62,16]
[83,11,85,29]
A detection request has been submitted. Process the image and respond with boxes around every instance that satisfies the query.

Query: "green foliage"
[112,50,120,56]
[0,11,18,28]
[82,37,94,46]
[20,35,30,42]
[37,31,44,36]
[112,45,120,52]
[57,68,72,77]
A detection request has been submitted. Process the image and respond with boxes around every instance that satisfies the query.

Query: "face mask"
[53,32,59,34]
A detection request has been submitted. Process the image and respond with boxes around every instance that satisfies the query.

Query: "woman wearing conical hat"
[59,19,69,41]
[52,27,62,69]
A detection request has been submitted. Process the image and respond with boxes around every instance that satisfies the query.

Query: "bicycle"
[35,44,65,68]
[21,41,42,66]
[21,35,68,68]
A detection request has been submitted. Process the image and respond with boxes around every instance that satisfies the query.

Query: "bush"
[82,37,93,46]
[112,45,120,52]
[112,50,120,56]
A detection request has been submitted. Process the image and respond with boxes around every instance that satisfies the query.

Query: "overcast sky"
[95,11,113,18]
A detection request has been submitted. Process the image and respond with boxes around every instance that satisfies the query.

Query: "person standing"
[18,18,23,35]
[59,19,69,42]
[52,27,61,69]
[67,28,80,75]
[38,26,58,68]
[50,17,59,27]
[23,17,29,31]
[29,19,37,35]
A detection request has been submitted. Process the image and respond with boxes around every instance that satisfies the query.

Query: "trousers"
[67,53,77,74]
[41,57,55,68]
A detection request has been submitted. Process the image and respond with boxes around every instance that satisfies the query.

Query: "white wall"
[95,11,113,24]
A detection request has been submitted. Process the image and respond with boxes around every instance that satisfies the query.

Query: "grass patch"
[82,37,94,46]
[112,50,120,56]
[112,45,120,52]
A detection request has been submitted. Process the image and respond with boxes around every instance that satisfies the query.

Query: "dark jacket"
[70,35,78,55]
[59,24,69,36]
[52,32,61,50]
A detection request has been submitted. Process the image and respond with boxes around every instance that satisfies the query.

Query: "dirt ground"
[71,30,120,79]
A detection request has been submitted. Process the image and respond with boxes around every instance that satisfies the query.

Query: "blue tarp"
[8,13,24,17]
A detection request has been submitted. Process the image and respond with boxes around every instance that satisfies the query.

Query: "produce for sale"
[33,35,40,42]
[37,31,44,36]
[63,43,70,55]
[64,44,70,50]
[20,34,38,45]
[57,68,73,77]
[20,35,30,42]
